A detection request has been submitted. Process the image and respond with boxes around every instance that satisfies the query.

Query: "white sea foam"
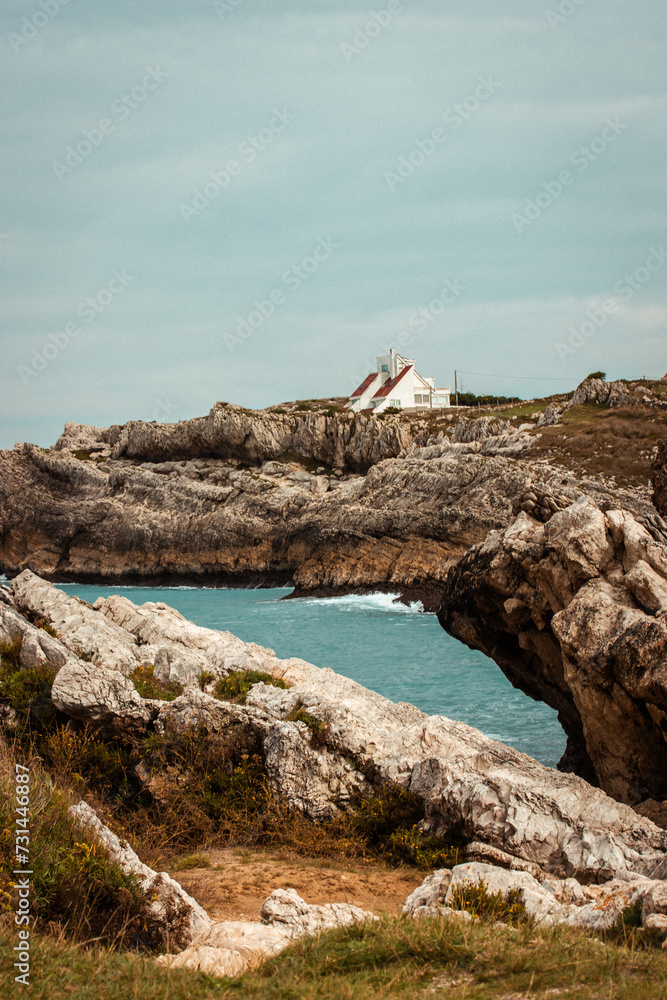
[294,592,426,614]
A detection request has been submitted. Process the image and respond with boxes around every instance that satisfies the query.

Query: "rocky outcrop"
[0,408,652,601]
[158,888,377,978]
[567,377,667,411]
[0,597,73,672]
[404,861,667,935]
[69,800,211,947]
[653,439,667,518]
[438,498,667,804]
[5,572,667,881]
[55,402,415,473]
[51,661,153,733]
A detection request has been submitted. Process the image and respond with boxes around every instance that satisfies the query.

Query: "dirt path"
[169,848,423,922]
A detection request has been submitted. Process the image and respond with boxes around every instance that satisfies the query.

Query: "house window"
[389,399,401,408]
[381,365,388,372]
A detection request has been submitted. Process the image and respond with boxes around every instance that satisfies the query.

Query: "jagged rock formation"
[158,888,377,978]
[404,861,667,934]
[438,498,667,804]
[54,402,415,472]
[653,439,667,518]
[69,800,210,947]
[567,377,667,411]
[69,800,376,976]
[0,407,652,603]
[3,571,666,881]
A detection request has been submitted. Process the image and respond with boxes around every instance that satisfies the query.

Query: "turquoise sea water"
[57,584,566,768]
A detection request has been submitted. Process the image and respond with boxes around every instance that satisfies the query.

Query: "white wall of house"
[346,349,451,412]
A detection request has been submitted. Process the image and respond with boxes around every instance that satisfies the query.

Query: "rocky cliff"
[2,570,666,884]
[438,498,667,806]
[2,385,666,803]
[653,439,667,518]
[53,401,415,473]
[0,402,654,606]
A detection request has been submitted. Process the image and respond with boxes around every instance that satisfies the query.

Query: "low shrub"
[350,783,466,869]
[171,853,211,872]
[0,739,160,950]
[39,725,135,800]
[130,665,183,702]
[0,636,57,731]
[198,669,215,690]
[448,877,528,924]
[603,897,665,950]
[34,617,58,638]
[286,702,329,747]
[213,669,289,705]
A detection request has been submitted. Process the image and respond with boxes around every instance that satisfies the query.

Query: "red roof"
[372,364,413,399]
[349,372,378,398]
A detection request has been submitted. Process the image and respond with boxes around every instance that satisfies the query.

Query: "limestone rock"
[68,800,211,947]
[262,721,372,821]
[406,861,667,935]
[1,403,653,600]
[402,869,453,915]
[94,593,279,687]
[9,573,667,881]
[642,881,667,923]
[445,862,562,925]
[51,660,152,732]
[259,887,376,936]
[464,841,546,879]
[11,570,146,675]
[0,601,72,671]
[536,403,563,427]
[652,439,667,518]
[157,888,376,978]
[439,498,667,803]
[567,377,667,411]
[157,921,291,977]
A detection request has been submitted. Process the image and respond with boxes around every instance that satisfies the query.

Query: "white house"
[346,349,451,413]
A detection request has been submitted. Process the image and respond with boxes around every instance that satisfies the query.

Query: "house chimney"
[390,347,397,378]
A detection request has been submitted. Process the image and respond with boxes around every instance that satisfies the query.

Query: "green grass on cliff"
[1,909,665,999]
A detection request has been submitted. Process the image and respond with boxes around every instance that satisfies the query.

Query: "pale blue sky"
[1,0,665,447]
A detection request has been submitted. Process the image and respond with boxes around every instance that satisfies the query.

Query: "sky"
[1,0,665,448]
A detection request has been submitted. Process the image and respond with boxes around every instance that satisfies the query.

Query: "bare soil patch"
[168,846,422,922]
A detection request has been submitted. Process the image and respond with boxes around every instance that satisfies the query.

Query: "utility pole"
[454,370,458,407]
